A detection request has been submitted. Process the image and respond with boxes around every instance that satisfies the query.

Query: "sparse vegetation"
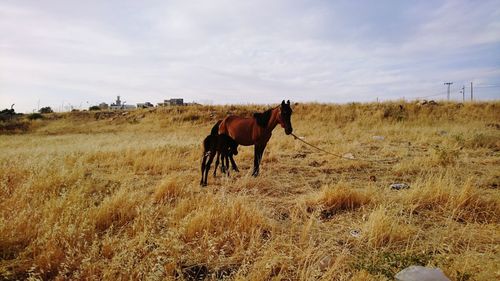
[0,102,499,280]
[0,120,30,134]
[39,106,53,114]
[27,113,44,120]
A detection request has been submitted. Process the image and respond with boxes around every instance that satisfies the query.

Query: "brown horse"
[218,100,293,176]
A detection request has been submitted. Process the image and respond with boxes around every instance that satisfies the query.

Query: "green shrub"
[39,106,53,114]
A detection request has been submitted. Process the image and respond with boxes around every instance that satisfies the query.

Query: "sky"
[1,0,499,113]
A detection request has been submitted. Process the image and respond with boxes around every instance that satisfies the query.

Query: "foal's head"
[280,100,293,135]
[227,136,239,155]
[220,134,239,155]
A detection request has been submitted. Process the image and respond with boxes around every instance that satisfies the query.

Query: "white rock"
[343,153,355,159]
[390,183,410,190]
[349,229,361,238]
[372,135,385,141]
[395,266,450,281]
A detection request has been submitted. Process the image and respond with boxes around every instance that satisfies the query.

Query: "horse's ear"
[281,100,285,106]
[287,100,290,105]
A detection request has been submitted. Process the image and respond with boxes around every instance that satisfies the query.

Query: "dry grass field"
[0,102,499,280]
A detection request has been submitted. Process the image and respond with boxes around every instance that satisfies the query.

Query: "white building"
[110,96,136,110]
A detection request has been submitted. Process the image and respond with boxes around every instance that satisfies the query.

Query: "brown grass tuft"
[363,206,416,248]
[305,183,372,219]
[404,175,500,223]
[93,189,142,232]
[152,175,189,204]
[181,196,270,243]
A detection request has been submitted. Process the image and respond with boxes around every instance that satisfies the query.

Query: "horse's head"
[280,100,293,135]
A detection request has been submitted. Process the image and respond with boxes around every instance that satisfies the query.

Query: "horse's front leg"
[252,145,266,177]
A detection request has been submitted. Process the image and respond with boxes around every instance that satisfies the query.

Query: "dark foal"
[200,133,239,186]
[210,120,239,172]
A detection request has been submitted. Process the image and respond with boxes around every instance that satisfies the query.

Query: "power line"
[417,91,447,99]
[399,81,496,101]
[474,84,500,88]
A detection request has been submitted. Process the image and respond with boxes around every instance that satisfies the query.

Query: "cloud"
[1,0,499,112]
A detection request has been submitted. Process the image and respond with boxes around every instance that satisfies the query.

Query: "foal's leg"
[213,151,220,177]
[229,154,239,172]
[219,149,228,174]
[216,144,228,175]
[219,151,227,174]
[222,151,230,176]
[204,151,216,185]
[200,153,208,186]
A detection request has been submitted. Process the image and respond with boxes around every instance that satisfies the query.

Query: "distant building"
[110,96,136,110]
[99,102,109,110]
[111,96,122,107]
[158,98,184,106]
[137,102,154,108]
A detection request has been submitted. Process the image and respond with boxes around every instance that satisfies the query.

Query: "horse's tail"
[202,135,210,154]
[210,120,222,136]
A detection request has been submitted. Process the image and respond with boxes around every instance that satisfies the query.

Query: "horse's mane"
[253,109,272,128]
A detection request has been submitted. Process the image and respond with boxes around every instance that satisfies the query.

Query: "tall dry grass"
[0,101,499,280]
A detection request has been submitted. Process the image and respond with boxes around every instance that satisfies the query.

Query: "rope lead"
[290,133,399,164]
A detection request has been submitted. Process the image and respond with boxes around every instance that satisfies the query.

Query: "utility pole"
[470,82,473,101]
[461,85,465,102]
[444,82,453,101]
